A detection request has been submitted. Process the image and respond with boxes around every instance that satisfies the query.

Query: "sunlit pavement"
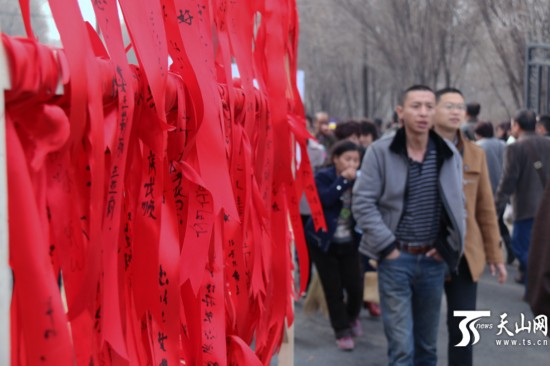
[273,263,549,366]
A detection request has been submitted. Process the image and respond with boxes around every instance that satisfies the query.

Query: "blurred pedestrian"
[461,102,481,140]
[526,179,550,319]
[536,114,550,138]
[382,111,401,138]
[474,121,514,264]
[334,120,361,145]
[358,118,379,150]
[473,122,505,192]
[299,133,327,227]
[496,121,511,142]
[314,111,337,151]
[356,117,381,317]
[495,110,550,287]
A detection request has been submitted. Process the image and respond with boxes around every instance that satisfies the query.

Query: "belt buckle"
[410,245,427,255]
[399,241,431,255]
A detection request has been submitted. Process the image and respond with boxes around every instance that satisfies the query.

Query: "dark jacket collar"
[318,165,337,178]
[389,127,454,160]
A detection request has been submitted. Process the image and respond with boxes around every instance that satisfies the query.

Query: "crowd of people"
[300,85,550,366]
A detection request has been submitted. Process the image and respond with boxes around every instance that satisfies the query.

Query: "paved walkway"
[274,264,549,366]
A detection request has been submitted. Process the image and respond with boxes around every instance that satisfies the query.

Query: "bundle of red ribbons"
[3,0,326,364]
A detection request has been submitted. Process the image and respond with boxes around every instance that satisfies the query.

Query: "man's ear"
[396,106,403,120]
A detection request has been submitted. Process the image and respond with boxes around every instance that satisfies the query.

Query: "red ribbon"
[7,112,73,365]
[4,0,325,364]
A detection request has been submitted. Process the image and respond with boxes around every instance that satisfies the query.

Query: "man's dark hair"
[435,87,463,102]
[359,119,379,141]
[398,84,434,106]
[330,140,361,161]
[498,121,511,133]
[334,120,361,140]
[514,110,537,132]
[466,103,481,118]
[538,114,550,133]
[474,121,494,138]
[496,121,511,140]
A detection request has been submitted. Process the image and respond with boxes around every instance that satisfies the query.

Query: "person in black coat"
[304,140,364,351]
[527,180,550,321]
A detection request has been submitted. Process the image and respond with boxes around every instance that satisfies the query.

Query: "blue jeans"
[378,252,446,366]
[512,218,534,274]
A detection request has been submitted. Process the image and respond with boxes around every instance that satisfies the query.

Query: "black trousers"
[308,241,364,339]
[498,214,514,263]
[300,215,313,293]
[445,257,478,366]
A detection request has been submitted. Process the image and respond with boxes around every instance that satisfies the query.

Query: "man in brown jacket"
[434,88,507,366]
[495,110,550,285]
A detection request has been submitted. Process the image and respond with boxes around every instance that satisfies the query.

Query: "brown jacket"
[458,133,504,281]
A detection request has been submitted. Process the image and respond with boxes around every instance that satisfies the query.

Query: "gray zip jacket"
[352,128,466,270]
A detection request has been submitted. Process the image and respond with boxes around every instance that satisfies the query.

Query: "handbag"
[363,271,380,304]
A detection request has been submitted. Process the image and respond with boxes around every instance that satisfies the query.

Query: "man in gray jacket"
[352,85,465,366]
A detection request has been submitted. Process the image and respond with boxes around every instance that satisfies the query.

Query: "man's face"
[536,123,548,136]
[346,134,360,145]
[397,90,436,135]
[496,126,505,139]
[319,122,330,135]
[359,134,373,148]
[511,119,521,139]
[314,113,329,133]
[434,92,466,134]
